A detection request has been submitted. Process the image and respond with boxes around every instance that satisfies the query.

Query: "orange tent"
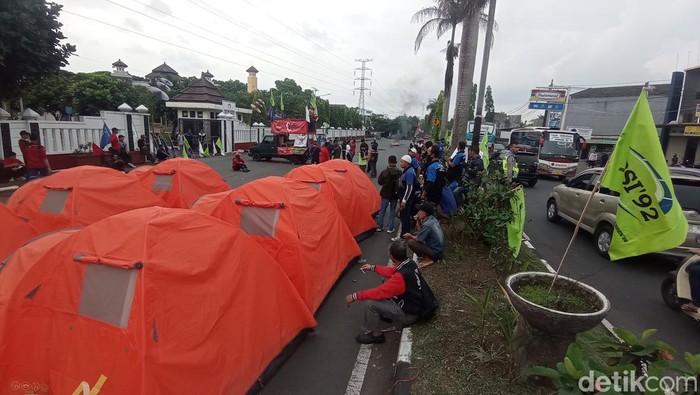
[286,165,377,237]
[0,207,315,394]
[0,203,38,261]
[135,158,230,208]
[192,177,361,313]
[5,166,168,234]
[129,165,153,177]
[320,159,381,215]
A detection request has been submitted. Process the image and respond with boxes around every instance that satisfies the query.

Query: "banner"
[600,90,688,260]
[507,188,526,257]
[271,119,309,135]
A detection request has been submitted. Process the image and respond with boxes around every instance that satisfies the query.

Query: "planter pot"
[505,271,611,376]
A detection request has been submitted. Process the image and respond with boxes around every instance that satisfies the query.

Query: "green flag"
[270,91,276,108]
[280,92,284,111]
[310,91,317,110]
[181,145,188,159]
[215,137,223,151]
[480,133,489,170]
[599,89,688,260]
[203,146,210,157]
[183,137,191,150]
[507,188,526,257]
[445,129,452,145]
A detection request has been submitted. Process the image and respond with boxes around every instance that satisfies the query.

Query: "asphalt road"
[524,178,700,354]
[196,141,411,394]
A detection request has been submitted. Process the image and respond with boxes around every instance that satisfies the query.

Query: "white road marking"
[345,344,373,395]
[397,327,412,363]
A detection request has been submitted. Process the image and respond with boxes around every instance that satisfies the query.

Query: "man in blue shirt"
[422,149,444,207]
[393,154,419,239]
[409,148,420,172]
[403,201,444,268]
[445,141,466,183]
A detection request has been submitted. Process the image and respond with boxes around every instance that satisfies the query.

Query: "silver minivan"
[546,168,700,259]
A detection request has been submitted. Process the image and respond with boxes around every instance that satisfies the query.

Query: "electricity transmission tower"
[354,59,372,131]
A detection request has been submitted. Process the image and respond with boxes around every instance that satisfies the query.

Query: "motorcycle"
[661,252,700,320]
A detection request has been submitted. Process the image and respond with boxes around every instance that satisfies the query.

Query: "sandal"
[681,303,700,313]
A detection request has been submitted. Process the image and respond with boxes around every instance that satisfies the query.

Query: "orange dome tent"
[129,165,153,177]
[192,177,361,313]
[135,158,230,208]
[5,166,168,234]
[0,203,38,261]
[286,165,377,237]
[0,207,315,394]
[320,159,381,215]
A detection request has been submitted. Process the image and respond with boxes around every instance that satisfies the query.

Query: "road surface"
[524,178,700,354]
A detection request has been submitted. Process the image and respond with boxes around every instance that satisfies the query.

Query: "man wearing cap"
[345,240,424,344]
[395,154,419,239]
[403,201,444,268]
[17,130,31,159]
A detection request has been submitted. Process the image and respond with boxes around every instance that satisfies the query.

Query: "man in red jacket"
[319,142,331,163]
[345,241,424,344]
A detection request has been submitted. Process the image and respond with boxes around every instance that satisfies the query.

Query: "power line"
[104,0,353,92]
[61,10,349,96]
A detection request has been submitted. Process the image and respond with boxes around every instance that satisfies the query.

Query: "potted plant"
[505,271,610,376]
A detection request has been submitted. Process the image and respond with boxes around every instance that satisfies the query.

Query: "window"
[189,111,196,118]
[673,178,700,212]
[695,92,700,100]
[197,111,203,118]
[262,135,275,144]
[78,264,138,328]
[568,173,594,190]
[152,174,173,191]
[240,206,281,237]
[182,110,188,118]
[210,112,216,119]
[40,189,71,214]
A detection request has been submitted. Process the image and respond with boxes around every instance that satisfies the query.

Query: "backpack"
[416,269,439,322]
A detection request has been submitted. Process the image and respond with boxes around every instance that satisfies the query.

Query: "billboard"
[528,88,567,111]
[567,127,593,140]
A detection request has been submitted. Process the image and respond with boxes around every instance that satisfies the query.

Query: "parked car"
[669,167,700,178]
[489,149,539,186]
[546,168,700,259]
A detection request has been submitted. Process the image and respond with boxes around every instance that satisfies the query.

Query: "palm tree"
[451,0,490,150]
[412,0,468,140]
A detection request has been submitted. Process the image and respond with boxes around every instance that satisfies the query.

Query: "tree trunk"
[451,11,480,151]
[439,26,457,140]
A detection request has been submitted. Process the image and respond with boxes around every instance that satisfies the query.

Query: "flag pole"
[549,82,651,291]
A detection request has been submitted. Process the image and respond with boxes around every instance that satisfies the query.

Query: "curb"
[392,327,412,395]
[522,233,621,341]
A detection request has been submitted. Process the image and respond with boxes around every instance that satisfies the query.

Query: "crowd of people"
[314,138,380,177]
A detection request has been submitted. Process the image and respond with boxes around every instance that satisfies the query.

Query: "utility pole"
[471,0,497,150]
[354,59,372,132]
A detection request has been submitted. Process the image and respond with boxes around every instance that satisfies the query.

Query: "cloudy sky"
[56,0,700,119]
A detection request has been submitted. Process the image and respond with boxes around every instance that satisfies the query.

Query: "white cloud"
[56,0,700,118]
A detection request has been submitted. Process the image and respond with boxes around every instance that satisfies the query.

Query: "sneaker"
[390,236,402,242]
[375,228,382,232]
[386,229,395,233]
[355,333,386,344]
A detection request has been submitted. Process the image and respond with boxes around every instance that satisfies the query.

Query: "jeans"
[400,204,412,235]
[688,264,700,304]
[26,168,48,180]
[407,239,437,260]
[376,197,398,231]
[362,299,418,333]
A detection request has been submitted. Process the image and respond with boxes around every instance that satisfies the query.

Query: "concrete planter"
[505,271,610,376]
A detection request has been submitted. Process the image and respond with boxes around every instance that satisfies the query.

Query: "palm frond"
[414,18,443,53]
[411,6,443,24]
[436,19,456,39]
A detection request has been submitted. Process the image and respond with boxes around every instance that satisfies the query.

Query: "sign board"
[64,106,74,115]
[530,89,567,103]
[548,111,562,129]
[567,127,593,140]
[684,125,700,136]
[696,104,700,118]
[528,102,564,110]
[221,100,236,115]
[548,133,575,143]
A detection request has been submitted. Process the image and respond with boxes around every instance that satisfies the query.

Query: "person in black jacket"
[376,155,403,232]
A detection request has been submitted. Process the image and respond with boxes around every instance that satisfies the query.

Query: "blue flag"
[100,122,111,149]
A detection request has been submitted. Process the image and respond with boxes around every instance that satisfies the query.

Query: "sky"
[56,0,700,120]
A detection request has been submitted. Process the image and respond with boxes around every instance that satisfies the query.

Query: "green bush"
[452,171,517,272]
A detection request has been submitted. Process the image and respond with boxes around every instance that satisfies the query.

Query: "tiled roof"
[171,78,223,104]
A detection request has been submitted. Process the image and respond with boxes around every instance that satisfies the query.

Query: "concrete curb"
[392,327,412,395]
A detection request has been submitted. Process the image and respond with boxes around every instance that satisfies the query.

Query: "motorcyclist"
[682,248,700,317]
